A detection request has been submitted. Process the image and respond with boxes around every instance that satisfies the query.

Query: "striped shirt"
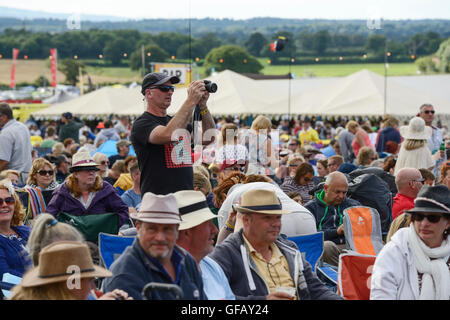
[280,176,315,203]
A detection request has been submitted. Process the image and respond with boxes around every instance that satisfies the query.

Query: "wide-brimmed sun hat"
[21,241,112,288]
[173,190,217,231]
[70,150,99,173]
[130,192,183,225]
[234,189,290,215]
[399,117,432,140]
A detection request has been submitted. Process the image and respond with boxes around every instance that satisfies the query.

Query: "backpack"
[346,174,392,235]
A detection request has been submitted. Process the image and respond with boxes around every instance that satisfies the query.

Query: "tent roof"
[33,86,143,117]
[33,69,450,122]
[291,69,450,117]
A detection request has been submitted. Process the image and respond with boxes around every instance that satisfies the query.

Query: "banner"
[10,48,19,89]
[50,48,58,87]
[152,63,192,87]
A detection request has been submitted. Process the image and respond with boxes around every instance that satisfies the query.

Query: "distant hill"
[0,7,449,42]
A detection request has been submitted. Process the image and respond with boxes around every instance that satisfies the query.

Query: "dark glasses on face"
[411,213,443,223]
[38,170,54,176]
[151,85,175,92]
[0,197,15,205]
[423,110,435,114]
[100,161,110,165]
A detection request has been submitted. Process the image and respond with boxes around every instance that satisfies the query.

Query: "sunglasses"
[411,213,443,223]
[411,178,425,184]
[303,177,312,182]
[150,85,175,92]
[37,170,54,176]
[100,161,110,165]
[423,110,435,114]
[0,197,15,205]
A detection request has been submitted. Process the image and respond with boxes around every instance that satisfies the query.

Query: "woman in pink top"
[346,120,373,157]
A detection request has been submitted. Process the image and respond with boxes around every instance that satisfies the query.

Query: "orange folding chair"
[342,206,384,256]
[337,252,376,300]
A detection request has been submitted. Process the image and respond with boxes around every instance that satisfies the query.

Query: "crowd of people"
[0,72,449,301]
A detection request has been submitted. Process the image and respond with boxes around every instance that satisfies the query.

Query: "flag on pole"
[270,36,287,52]
[50,48,58,87]
[10,48,19,89]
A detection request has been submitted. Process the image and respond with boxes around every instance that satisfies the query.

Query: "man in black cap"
[131,73,215,195]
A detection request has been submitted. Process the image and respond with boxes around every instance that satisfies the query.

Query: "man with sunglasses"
[392,168,424,220]
[131,73,215,196]
[419,104,444,178]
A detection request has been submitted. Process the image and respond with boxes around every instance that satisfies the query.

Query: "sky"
[3,0,450,20]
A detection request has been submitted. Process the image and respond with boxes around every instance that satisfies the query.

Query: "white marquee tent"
[32,69,450,127]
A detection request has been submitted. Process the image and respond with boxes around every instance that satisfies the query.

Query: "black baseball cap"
[141,72,180,95]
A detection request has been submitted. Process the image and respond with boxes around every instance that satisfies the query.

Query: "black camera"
[204,80,217,93]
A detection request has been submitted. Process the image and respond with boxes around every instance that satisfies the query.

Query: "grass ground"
[0,58,420,87]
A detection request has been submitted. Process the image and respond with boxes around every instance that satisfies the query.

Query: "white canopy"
[33,86,144,117]
[32,69,450,128]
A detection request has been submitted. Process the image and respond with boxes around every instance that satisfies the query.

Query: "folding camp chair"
[337,251,376,300]
[342,206,384,256]
[98,232,135,269]
[288,232,338,287]
[1,273,22,299]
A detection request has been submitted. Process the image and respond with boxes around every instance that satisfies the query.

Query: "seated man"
[392,168,424,220]
[209,189,341,300]
[174,190,235,300]
[304,171,361,266]
[102,192,206,300]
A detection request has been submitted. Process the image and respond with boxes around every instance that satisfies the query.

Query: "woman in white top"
[394,117,434,176]
[370,185,450,300]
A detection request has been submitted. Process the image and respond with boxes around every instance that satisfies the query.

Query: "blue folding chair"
[98,232,135,269]
[288,232,338,288]
[1,273,22,299]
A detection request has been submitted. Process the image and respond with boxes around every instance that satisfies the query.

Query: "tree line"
[0,27,445,65]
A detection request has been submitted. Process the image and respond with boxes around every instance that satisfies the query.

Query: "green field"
[0,58,420,86]
[258,61,419,77]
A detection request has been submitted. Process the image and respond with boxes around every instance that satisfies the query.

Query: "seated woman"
[46,151,129,230]
[0,170,20,186]
[19,158,59,225]
[280,162,316,204]
[9,241,131,300]
[0,179,32,279]
[370,185,450,300]
[25,158,59,191]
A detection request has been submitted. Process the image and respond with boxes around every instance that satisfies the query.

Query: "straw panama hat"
[234,189,291,215]
[21,241,112,288]
[70,150,99,172]
[173,190,217,231]
[130,192,183,225]
[399,117,432,140]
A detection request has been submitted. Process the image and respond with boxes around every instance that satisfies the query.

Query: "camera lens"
[204,80,217,93]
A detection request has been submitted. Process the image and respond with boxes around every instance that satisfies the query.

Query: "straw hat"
[130,192,183,225]
[234,189,290,215]
[399,117,432,140]
[21,241,112,288]
[70,150,99,172]
[174,190,217,231]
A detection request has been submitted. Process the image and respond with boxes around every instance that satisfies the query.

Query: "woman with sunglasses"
[0,179,32,280]
[93,152,109,179]
[25,158,59,191]
[370,185,450,300]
